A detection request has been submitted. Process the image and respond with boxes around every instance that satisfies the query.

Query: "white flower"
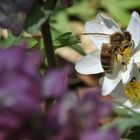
[111,64,140,113]
[75,11,140,96]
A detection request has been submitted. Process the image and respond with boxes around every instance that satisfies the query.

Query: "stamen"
[125,78,140,102]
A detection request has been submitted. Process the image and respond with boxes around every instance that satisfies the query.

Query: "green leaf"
[66,1,96,21]
[54,32,85,55]
[51,12,71,37]
[0,31,22,47]
[114,101,140,123]
[69,43,86,55]
[101,118,137,134]
[24,5,51,33]
[113,108,131,117]
[117,0,140,9]
[25,37,38,48]
[55,32,80,46]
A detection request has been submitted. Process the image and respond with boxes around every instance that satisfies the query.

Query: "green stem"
[41,0,58,68]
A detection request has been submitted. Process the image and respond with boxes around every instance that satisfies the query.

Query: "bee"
[82,31,134,73]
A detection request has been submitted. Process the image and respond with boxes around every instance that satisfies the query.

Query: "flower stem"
[41,0,58,68]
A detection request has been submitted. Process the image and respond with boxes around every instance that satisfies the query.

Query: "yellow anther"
[125,78,140,102]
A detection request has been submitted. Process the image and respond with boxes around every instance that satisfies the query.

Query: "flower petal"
[84,21,109,49]
[126,11,140,49]
[97,14,121,33]
[132,104,140,113]
[123,100,136,108]
[75,50,104,74]
[121,57,134,84]
[111,81,126,98]
[111,82,137,108]
[84,14,121,49]
[101,67,122,96]
[133,50,140,63]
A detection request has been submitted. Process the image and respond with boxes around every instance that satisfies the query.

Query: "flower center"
[125,77,140,102]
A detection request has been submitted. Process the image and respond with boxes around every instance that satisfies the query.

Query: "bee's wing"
[75,50,104,74]
[82,33,110,41]
[85,21,110,49]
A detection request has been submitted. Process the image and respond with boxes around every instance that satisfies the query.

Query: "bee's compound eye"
[124,31,131,41]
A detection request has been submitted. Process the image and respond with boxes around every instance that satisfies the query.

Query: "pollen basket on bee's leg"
[121,47,132,64]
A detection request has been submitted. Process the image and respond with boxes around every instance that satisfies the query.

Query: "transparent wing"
[85,21,110,49]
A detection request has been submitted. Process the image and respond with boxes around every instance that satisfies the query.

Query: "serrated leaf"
[54,32,80,47]
[24,5,52,33]
[53,32,85,55]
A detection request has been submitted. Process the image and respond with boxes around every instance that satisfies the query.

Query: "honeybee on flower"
[75,11,140,112]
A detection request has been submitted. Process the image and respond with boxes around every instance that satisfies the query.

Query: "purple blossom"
[0,44,42,113]
[0,43,42,138]
[44,93,79,139]
[80,128,120,140]
[44,90,119,140]
[43,65,72,98]
[0,0,38,36]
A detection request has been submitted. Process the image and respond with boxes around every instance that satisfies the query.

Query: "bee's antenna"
[80,33,110,36]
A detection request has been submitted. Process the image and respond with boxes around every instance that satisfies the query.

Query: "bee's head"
[123,31,132,42]
[110,32,125,45]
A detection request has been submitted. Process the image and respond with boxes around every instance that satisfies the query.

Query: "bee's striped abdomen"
[100,43,114,73]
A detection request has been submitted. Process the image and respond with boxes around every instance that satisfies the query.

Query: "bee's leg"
[116,53,123,63]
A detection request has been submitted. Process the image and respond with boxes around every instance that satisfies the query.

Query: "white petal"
[121,57,134,84]
[75,50,104,74]
[133,50,140,63]
[85,21,109,49]
[113,98,140,113]
[132,104,140,113]
[129,63,140,80]
[101,68,121,96]
[111,81,126,98]
[126,11,140,49]
[97,14,121,34]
